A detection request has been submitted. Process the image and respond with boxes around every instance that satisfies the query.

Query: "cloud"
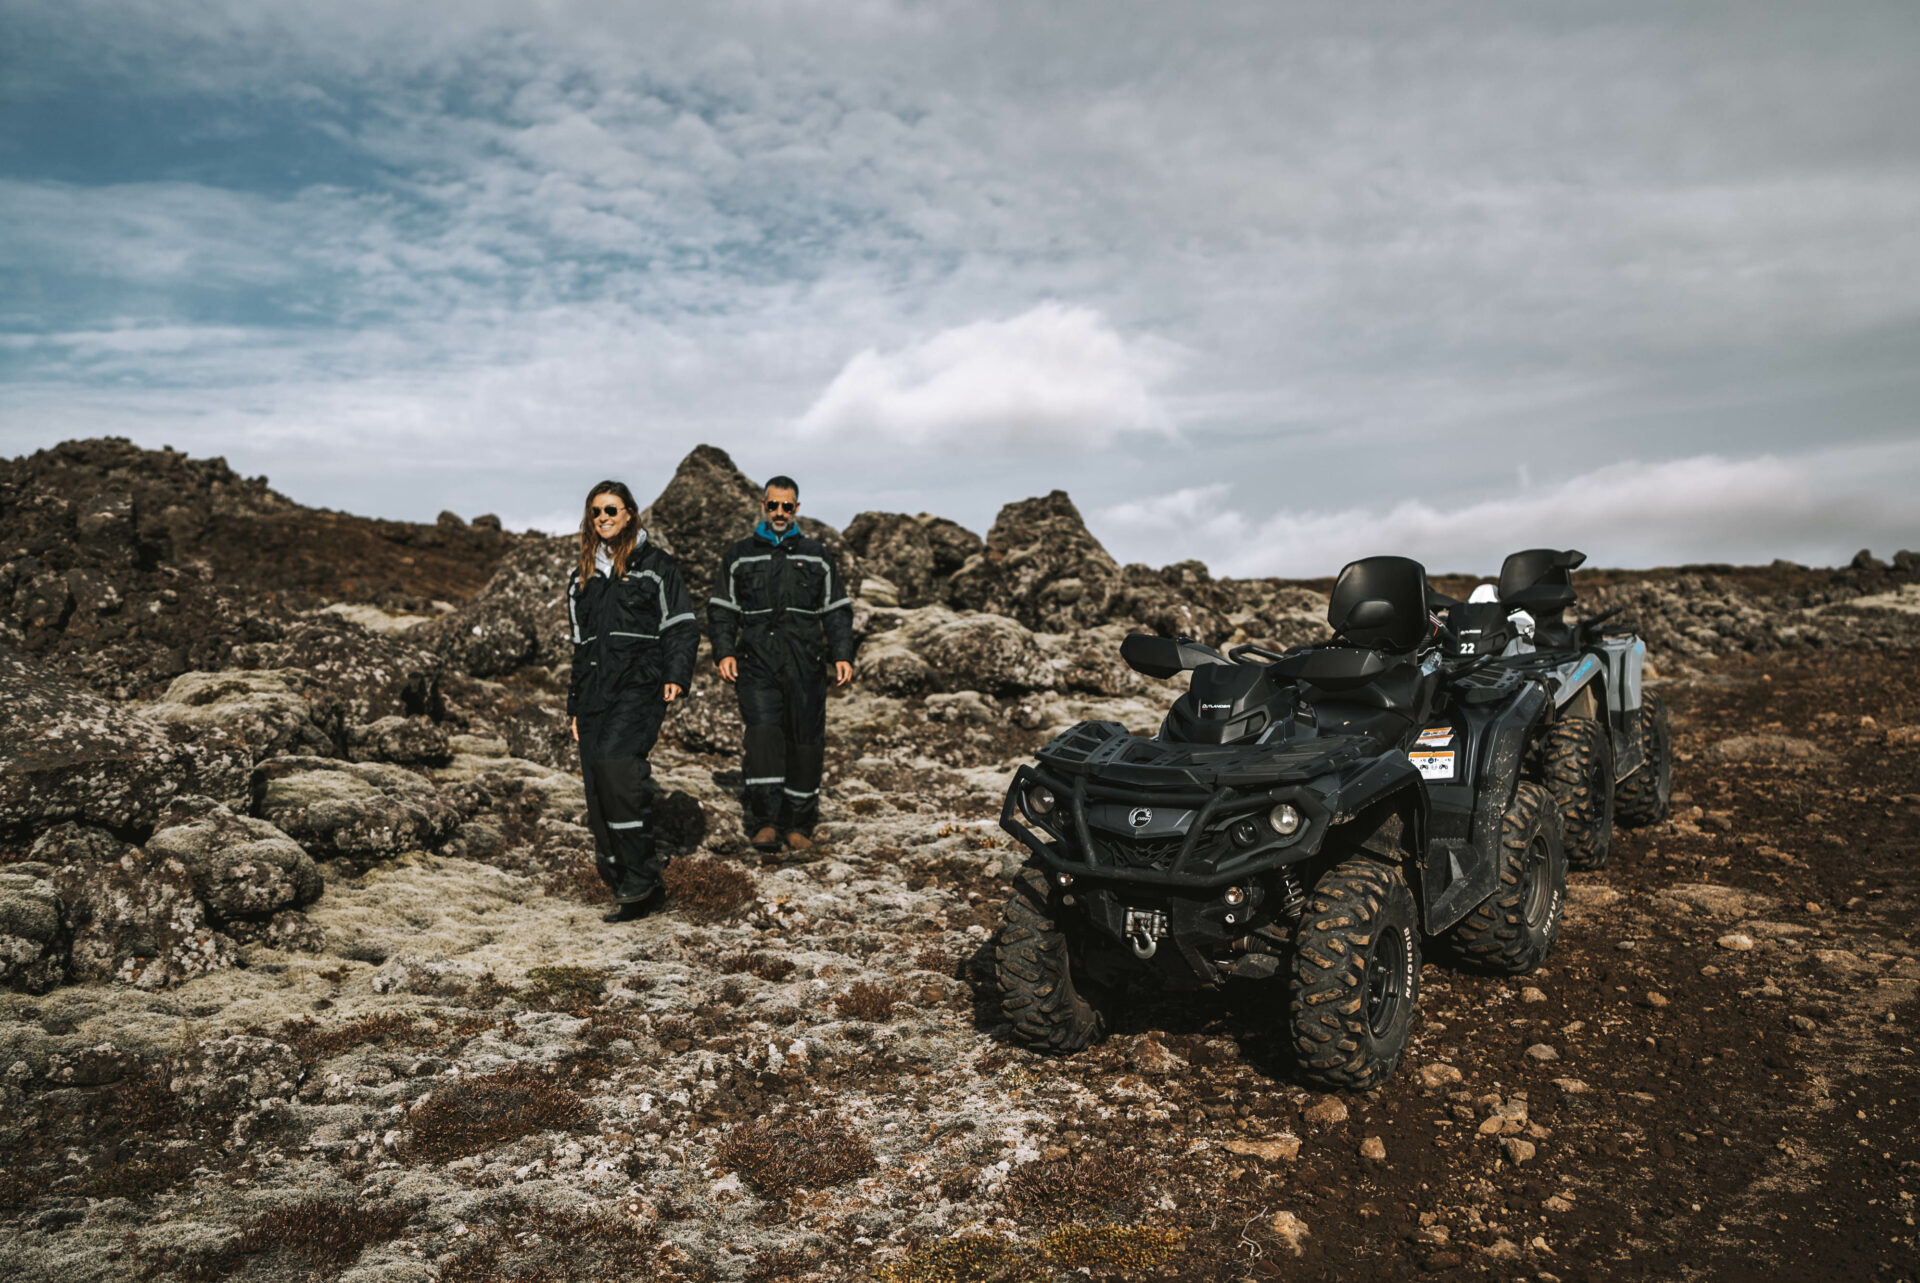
[795,302,1178,450]
[1096,444,1920,578]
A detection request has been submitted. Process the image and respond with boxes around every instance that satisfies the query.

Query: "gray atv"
[994,555,1571,1090]
[1434,548,1674,870]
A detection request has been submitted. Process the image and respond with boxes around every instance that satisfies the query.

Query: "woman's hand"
[834,660,854,688]
[570,717,578,742]
[663,683,683,703]
[717,656,738,683]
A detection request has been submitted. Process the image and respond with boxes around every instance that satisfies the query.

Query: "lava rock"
[0,650,247,838]
[55,849,235,988]
[167,1035,302,1112]
[139,668,338,760]
[346,715,452,766]
[251,756,458,859]
[947,490,1121,632]
[0,864,68,993]
[145,795,322,920]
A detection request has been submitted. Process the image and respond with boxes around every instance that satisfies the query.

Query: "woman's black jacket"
[567,539,699,717]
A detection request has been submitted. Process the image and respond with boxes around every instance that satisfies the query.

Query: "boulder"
[167,1035,303,1112]
[251,756,459,859]
[55,849,235,988]
[946,490,1121,632]
[138,668,338,759]
[421,534,575,679]
[0,864,68,993]
[845,512,982,608]
[144,795,322,921]
[634,444,763,606]
[858,607,1059,696]
[0,650,248,838]
[228,618,444,726]
[346,715,451,766]
[1108,560,1240,644]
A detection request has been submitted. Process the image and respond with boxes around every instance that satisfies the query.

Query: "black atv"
[995,555,1569,1090]
[1436,548,1674,871]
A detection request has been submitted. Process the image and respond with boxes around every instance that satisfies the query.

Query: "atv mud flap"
[1418,681,1546,933]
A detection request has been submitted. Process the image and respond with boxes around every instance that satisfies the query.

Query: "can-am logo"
[1128,807,1154,829]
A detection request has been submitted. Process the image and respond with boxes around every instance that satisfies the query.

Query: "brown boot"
[751,826,782,853]
[784,831,817,859]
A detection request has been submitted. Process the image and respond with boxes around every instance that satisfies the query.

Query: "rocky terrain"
[1,437,1917,1282]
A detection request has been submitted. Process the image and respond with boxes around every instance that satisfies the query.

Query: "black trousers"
[736,650,827,834]
[577,696,669,903]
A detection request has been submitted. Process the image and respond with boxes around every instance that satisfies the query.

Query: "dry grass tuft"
[875,1225,1186,1283]
[1001,1150,1148,1226]
[663,857,755,921]
[405,1065,591,1162]
[714,1112,876,1197]
[834,979,905,1021]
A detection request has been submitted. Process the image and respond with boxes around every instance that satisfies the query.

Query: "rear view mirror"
[1120,633,1226,680]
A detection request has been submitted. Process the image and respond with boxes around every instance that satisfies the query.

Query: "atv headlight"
[1026,785,1057,817]
[1267,803,1304,840]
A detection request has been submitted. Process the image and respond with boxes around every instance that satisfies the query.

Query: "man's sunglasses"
[591,504,625,518]
[765,500,797,514]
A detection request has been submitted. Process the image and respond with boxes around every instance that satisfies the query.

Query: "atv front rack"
[998,722,1357,889]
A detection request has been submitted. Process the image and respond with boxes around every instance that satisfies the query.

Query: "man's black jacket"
[567,538,699,717]
[707,526,855,671]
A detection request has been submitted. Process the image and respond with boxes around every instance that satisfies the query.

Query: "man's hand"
[717,656,738,683]
[570,716,578,742]
[834,660,854,688]
[663,683,683,703]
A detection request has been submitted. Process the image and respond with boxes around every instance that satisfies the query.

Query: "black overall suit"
[568,535,698,903]
[707,524,854,835]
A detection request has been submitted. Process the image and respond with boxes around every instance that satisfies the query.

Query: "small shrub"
[663,857,755,921]
[850,796,884,816]
[834,980,905,1022]
[525,965,610,1014]
[279,1011,425,1061]
[1001,1151,1146,1225]
[405,1065,590,1162]
[715,1112,876,1197]
[913,946,961,977]
[542,853,610,905]
[229,1199,412,1271]
[438,1201,661,1283]
[719,951,796,982]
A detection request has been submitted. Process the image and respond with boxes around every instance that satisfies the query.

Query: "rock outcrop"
[946,490,1122,632]
[0,864,66,993]
[144,795,322,921]
[844,511,983,608]
[251,756,459,860]
[0,650,249,840]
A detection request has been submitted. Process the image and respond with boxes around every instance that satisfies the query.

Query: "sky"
[2,0,1917,577]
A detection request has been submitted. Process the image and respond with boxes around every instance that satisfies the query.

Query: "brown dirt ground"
[912,652,1920,1281]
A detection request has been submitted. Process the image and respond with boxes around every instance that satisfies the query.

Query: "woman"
[567,480,698,921]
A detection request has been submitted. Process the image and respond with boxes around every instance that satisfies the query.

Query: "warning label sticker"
[1416,725,1454,746]
[1410,750,1456,781]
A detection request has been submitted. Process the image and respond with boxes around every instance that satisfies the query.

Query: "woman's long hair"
[577,480,642,584]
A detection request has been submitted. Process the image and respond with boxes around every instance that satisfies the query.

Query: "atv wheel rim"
[1521,833,1555,931]
[1366,927,1410,1039]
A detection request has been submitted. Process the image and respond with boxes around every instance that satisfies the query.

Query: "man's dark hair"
[764,475,799,498]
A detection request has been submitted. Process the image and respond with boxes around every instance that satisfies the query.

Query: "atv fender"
[1422,681,1548,934]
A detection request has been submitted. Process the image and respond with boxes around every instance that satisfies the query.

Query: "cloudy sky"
[3,0,1916,576]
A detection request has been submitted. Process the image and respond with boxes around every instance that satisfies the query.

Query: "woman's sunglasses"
[765,500,797,514]
[591,504,625,518]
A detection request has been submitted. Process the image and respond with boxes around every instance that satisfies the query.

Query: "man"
[708,475,855,855]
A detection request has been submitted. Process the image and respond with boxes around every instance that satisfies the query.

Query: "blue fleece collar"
[754,520,800,546]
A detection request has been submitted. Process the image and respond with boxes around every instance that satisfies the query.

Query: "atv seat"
[1499,548,1586,649]
[1297,555,1440,746]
